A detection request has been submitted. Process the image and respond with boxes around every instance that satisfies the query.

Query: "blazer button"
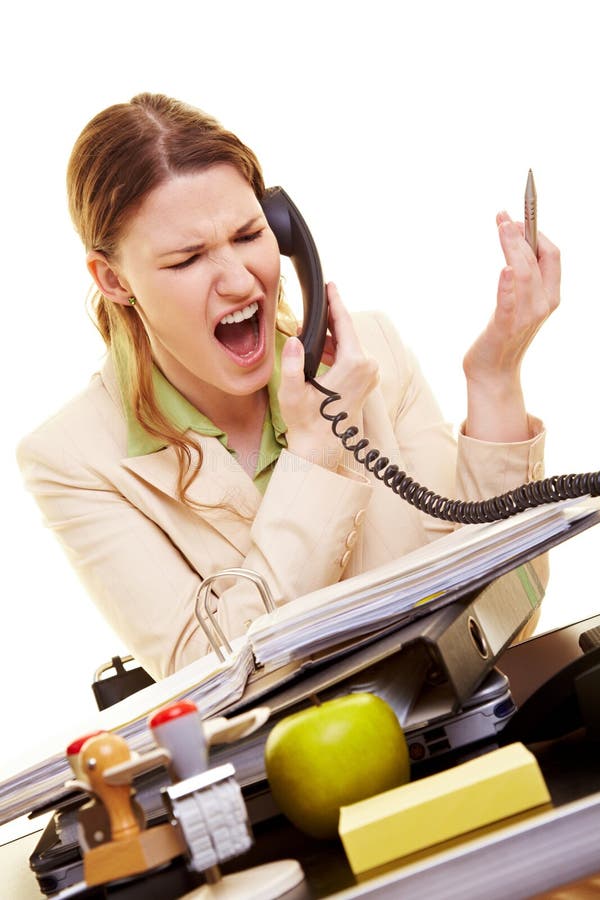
[346,530,358,549]
[354,509,366,527]
[340,549,352,569]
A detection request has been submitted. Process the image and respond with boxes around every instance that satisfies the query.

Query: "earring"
[128,297,136,306]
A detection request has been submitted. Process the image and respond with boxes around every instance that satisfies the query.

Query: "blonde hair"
[67,93,294,503]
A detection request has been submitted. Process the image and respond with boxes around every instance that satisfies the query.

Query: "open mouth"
[214,300,263,364]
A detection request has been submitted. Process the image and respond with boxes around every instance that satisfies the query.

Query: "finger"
[496,209,512,227]
[535,231,561,309]
[496,211,526,237]
[497,218,537,274]
[497,210,539,263]
[321,333,336,366]
[496,266,517,317]
[279,336,307,404]
[325,282,362,353]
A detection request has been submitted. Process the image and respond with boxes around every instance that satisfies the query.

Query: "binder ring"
[195,568,276,662]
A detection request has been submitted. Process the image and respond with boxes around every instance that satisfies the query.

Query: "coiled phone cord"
[308,378,600,524]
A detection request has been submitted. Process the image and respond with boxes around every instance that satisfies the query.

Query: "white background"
[1,0,599,777]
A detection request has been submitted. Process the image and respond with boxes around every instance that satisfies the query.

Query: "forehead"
[122,163,261,249]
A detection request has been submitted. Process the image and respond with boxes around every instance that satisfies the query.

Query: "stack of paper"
[247,496,600,666]
[0,638,254,826]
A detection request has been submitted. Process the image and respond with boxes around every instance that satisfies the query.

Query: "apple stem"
[309,693,322,707]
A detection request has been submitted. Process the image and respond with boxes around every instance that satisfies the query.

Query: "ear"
[87,251,133,306]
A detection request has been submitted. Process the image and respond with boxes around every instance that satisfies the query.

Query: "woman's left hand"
[462,211,561,442]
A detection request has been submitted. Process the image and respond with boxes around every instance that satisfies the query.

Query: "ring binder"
[195,569,276,661]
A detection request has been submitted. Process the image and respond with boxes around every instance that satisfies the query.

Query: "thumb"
[281,336,305,377]
[279,337,306,404]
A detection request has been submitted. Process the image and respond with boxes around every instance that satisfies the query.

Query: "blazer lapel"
[121,439,262,521]
[101,355,262,549]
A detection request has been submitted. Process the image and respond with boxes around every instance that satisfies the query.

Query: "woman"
[17,93,559,679]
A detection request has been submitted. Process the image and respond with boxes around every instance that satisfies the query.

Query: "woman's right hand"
[278,282,380,471]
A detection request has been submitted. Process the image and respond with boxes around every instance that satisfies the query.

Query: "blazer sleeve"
[362,311,546,525]
[17,434,205,679]
[363,311,548,635]
[212,449,374,645]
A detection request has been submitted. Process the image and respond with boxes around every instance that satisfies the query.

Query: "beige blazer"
[18,313,545,679]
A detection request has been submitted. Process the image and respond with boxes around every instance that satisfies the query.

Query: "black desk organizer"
[91,656,155,712]
[499,626,600,745]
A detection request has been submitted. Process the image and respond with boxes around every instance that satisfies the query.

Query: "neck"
[151,346,270,431]
[211,388,269,434]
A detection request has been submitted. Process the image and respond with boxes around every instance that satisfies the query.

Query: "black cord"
[308,378,600,524]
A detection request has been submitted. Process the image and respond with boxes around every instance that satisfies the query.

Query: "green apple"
[264,692,409,839]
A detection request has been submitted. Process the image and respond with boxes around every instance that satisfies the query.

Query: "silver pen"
[524,168,538,258]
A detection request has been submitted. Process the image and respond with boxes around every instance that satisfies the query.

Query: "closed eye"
[165,229,263,270]
[166,253,201,271]
[235,229,264,244]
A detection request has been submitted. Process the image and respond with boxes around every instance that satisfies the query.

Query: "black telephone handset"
[261,187,328,380]
[262,187,600,524]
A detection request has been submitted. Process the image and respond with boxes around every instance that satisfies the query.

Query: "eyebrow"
[156,215,265,260]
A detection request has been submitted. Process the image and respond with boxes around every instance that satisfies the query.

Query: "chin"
[229,356,274,397]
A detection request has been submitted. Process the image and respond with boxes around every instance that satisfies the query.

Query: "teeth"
[219,301,258,326]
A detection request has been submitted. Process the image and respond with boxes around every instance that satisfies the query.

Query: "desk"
[226,729,600,899]
[0,822,49,900]
[3,618,600,899]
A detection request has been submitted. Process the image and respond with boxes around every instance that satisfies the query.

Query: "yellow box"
[339,742,550,875]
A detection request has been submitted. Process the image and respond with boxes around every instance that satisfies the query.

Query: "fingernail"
[282,337,303,373]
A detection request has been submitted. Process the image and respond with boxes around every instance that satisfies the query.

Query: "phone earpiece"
[260,188,295,257]
[261,187,328,380]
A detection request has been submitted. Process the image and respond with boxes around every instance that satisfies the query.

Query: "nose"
[213,249,255,299]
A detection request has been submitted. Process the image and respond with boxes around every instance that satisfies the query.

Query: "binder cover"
[207,561,545,791]
[246,500,600,668]
[228,560,544,719]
